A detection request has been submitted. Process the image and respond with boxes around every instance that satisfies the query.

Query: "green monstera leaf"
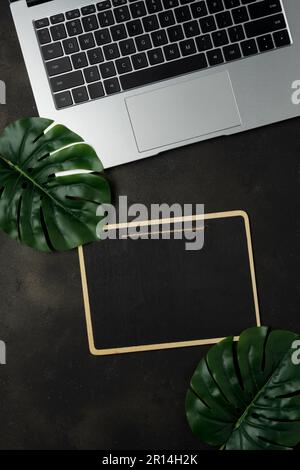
[0,117,110,252]
[186,327,300,450]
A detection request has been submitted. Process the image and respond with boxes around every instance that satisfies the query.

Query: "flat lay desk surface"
[0,1,299,450]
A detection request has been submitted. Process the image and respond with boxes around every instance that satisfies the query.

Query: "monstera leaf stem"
[0,152,82,219]
[219,348,288,450]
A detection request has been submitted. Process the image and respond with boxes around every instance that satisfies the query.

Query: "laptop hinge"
[26,0,54,6]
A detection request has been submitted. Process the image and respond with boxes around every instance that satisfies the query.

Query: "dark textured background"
[0,0,299,450]
[85,217,257,349]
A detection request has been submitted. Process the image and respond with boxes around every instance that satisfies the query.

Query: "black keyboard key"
[147,47,164,64]
[50,24,67,41]
[66,20,83,36]
[97,1,112,11]
[98,10,115,27]
[207,0,225,14]
[232,6,249,24]
[216,11,233,28]
[50,70,84,92]
[224,0,239,7]
[241,38,258,56]
[100,61,117,78]
[46,56,72,77]
[273,29,291,48]
[179,39,196,56]
[111,24,128,40]
[130,2,147,18]
[113,0,127,5]
[151,29,168,46]
[196,34,213,51]
[37,28,51,45]
[79,33,96,50]
[127,19,143,36]
[103,43,120,60]
[207,48,224,65]
[87,47,105,64]
[146,0,163,13]
[174,6,191,23]
[66,10,80,20]
[35,18,49,29]
[212,29,229,46]
[82,15,99,31]
[63,38,79,54]
[41,42,63,61]
[191,1,208,18]
[184,20,200,38]
[228,24,245,42]
[159,10,176,27]
[164,43,180,60]
[136,34,152,51]
[120,38,136,55]
[71,52,88,69]
[72,86,89,103]
[114,6,131,22]
[116,56,133,73]
[240,37,258,62]
[54,90,73,108]
[167,25,184,42]
[95,28,112,45]
[223,42,242,61]
[132,52,148,69]
[84,66,101,83]
[50,14,65,25]
[81,5,96,15]
[249,0,282,20]
[163,0,179,7]
[88,82,105,99]
[104,77,121,94]
[121,52,208,90]
[143,15,160,32]
[257,33,274,52]
[244,13,286,38]
[200,15,217,33]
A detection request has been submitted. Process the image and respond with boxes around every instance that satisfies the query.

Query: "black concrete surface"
[0,0,299,450]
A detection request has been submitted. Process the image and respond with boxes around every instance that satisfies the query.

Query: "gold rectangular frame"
[78,210,261,356]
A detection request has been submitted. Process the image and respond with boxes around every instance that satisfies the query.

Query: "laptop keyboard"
[34,0,292,109]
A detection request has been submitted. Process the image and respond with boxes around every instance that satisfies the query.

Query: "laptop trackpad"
[126,71,241,152]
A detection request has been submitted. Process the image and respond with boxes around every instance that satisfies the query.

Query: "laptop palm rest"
[126,70,242,153]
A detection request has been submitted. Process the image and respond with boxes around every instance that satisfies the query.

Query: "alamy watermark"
[291,340,300,365]
[0,80,6,105]
[0,340,6,365]
[291,80,300,105]
[96,197,205,251]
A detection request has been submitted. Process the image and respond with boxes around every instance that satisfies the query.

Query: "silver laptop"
[10,0,300,168]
